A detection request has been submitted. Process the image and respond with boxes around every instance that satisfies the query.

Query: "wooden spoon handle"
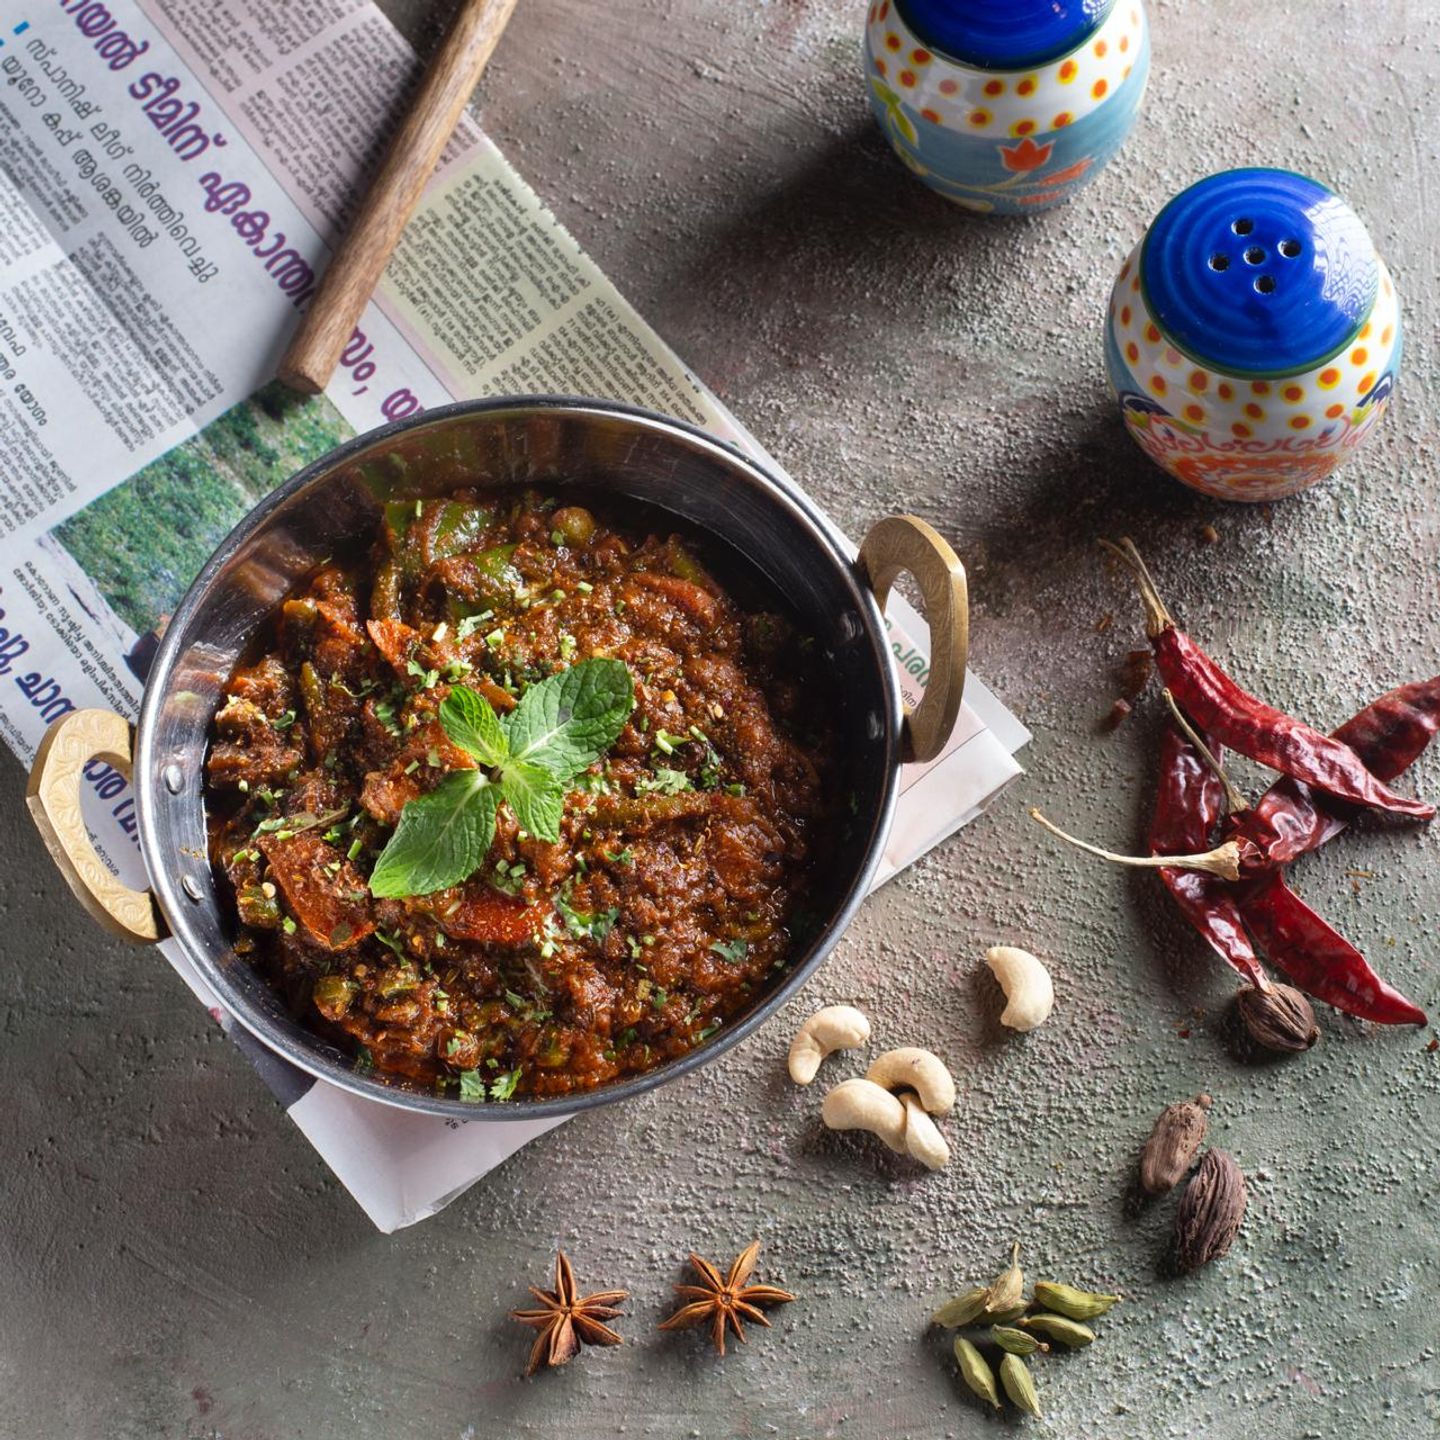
[278,0,521,394]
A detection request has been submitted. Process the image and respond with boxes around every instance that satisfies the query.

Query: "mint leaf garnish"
[368,659,634,897]
[502,758,566,843]
[504,658,635,780]
[367,770,499,897]
[439,682,509,767]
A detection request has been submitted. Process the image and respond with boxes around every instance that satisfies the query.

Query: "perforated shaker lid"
[1141,168,1380,378]
[895,0,1114,70]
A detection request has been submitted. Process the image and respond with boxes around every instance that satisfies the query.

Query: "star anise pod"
[658,1239,795,1356]
[509,1250,627,1376]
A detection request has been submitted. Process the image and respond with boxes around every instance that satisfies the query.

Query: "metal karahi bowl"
[29,398,968,1120]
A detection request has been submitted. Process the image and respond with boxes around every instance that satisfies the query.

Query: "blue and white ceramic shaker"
[863,0,1150,213]
[1105,168,1401,501]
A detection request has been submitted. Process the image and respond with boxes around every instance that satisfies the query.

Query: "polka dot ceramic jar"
[1105,169,1401,502]
[863,0,1149,213]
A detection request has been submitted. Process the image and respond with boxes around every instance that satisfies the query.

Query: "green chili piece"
[430,502,495,561]
[312,974,358,1021]
[551,506,596,545]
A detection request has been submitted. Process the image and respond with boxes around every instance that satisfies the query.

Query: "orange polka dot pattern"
[1104,235,1401,501]
[864,1,1146,138]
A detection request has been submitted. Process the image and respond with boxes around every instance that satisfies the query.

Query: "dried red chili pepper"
[1047,747,1427,1026]
[1234,872,1427,1027]
[1104,540,1434,821]
[1150,726,1267,989]
[1233,676,1440,872]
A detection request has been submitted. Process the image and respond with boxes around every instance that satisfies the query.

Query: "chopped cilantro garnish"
[373,697,402,737]
[653,727,688,755]
[555,882,618,944]
[489,1067,522,1101]
[637,768,691,795]
[538,911,564,959]
[458,1069,487,1102]
[710,938,748,964]
[492,859,526,896]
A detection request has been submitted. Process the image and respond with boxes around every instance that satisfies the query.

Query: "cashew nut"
[865,1047,956,1115]
[820,1077,906,1152]
[787,1003,871,1084]
[985,945,1054,1032]
[900,1094,950,1170]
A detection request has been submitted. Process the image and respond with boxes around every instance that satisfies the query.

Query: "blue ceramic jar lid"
[895,0,1114,70]
[1140,168,1379,378]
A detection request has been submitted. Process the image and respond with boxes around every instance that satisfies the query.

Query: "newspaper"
[0,0,1028,1230]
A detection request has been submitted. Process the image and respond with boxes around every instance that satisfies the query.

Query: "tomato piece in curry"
[205,490,840,1100]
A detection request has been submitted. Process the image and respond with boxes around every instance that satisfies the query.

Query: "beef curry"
[205,489,840,1100]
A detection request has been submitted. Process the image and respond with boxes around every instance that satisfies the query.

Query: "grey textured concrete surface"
[4,1,1440,1436]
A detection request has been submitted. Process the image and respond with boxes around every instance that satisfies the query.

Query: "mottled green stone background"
[4,1,1438,1436]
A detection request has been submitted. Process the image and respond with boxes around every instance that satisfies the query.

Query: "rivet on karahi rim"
[163,763,184,794]
[181,875,204,902]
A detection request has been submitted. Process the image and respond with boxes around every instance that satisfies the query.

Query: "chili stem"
[1029,808,1242,881]
[1161,688,1250,814]
[1099,537,1173,637]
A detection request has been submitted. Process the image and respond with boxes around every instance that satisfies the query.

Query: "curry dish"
[205,490,840,1099]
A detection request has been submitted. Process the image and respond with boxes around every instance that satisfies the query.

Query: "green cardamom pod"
[932,1287,988,1328]
[1020,1312,1096,1348]
[984,1301,1030,1324]
[984,1242,1024,1314]
[953,1336,1000,1409]
[991,1324,1047,1356]
[1032,1281,1120,1320]
[999,1352,1043,1417]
